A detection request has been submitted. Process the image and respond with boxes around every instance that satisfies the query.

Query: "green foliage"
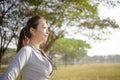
[2,48,16,64]
[5,48,16,55]
[0,0,119,64]
[50,38,90,57]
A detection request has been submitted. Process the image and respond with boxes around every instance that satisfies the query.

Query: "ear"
[30,27,36,35]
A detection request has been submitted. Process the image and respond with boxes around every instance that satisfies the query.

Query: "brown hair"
[17,16,44,52]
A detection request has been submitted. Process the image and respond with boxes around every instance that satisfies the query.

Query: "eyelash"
[42,27,48,30]
[42,26,45,28]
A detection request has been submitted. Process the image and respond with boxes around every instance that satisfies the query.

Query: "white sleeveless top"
[0,44,53,80]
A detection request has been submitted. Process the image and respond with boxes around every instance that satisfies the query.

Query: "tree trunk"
[0,50,2,67]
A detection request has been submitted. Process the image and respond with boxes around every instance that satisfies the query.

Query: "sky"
[87,3,120,56]
[8,1,120,56]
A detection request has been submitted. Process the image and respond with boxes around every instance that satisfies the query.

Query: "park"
[0,0,120,80]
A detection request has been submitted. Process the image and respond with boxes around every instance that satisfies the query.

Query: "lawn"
[51,63,120,80]
[0,63,120,80]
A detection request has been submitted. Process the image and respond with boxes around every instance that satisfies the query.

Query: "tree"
[2,48,16,64]
[0,0,119,65]
[0,0,21,66]
[50,38,90,65]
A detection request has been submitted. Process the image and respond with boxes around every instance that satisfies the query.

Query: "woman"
[1,16,53,80]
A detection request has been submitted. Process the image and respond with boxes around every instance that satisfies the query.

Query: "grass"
[0,63,120,80]
[51,63,120,80]
[0,65,8,75]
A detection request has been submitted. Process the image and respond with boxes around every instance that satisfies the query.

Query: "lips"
[44,34,48,37]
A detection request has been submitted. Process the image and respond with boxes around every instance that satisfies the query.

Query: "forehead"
[38,19,47,27]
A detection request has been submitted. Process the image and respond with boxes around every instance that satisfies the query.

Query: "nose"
[46,29,49,34]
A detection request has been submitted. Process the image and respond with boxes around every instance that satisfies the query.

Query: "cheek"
[36,30,44,39]
[35,28,47,41]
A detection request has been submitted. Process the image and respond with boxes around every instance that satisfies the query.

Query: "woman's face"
[31,19,49,43]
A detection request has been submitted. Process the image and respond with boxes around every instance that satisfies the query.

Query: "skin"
[23,36,29,46]
[29,19,49,50]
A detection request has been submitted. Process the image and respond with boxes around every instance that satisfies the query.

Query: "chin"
[41,39,48,43]
[44,39,48,42]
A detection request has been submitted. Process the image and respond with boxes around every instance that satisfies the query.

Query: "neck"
[29,39,41,50]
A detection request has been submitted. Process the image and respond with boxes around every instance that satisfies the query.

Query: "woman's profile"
[1,15,53,80]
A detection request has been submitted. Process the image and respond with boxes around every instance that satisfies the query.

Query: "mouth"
[44,34,48,37]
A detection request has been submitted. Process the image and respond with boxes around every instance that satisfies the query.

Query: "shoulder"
[17,44,33,58]
[19,44,32,52]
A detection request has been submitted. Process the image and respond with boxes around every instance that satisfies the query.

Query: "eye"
[42,26,47,29]
[42,23,48,29]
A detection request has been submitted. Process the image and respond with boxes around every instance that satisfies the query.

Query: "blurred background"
[0,0,120,80]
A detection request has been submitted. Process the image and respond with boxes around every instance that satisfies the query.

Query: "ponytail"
[17,27,29,52]
[17,15,44,52]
